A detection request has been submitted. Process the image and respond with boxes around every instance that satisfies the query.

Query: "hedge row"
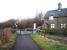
[45,28,67,36]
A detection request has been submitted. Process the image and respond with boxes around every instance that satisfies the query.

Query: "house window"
[61,24,66,28]
[51,24,55,28]
[49,16,54,20]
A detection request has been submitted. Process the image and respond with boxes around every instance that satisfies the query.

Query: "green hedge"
[45,28,67,36]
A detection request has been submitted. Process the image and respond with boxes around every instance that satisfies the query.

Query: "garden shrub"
[63,29,67,36]
[37,29,45,36]
[45,28,67,36]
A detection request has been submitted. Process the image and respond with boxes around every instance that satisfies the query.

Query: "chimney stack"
[58,2,62,10]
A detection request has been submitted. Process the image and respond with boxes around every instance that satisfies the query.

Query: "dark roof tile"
[45,8,67,18]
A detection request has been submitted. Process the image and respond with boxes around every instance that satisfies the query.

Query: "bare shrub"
[2,27,12,43]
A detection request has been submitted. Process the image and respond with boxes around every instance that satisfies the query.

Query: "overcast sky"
[0,0,67,22]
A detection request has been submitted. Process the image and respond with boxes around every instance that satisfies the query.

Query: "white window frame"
[49,16,54,20]
[51,24,55,28]
[61,24,66,28]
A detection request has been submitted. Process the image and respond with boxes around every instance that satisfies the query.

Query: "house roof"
[44,8,67,18]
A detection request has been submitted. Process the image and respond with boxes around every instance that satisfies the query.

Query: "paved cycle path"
[12,32,40,50]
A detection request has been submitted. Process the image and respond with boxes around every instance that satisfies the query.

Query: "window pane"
[51,24,55,28]
[61,24,66,28]
[64,24,66,28]
[49,16,54,20]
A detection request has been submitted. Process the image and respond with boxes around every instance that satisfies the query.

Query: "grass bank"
[0,32,17,50]
[32,34,67,50]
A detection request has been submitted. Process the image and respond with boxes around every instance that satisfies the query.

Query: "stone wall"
[44,17,67,29]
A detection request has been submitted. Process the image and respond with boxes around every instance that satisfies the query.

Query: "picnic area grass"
[32,34,67,50]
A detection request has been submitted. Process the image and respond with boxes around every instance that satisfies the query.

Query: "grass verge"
[0,32,17,50]
[32,34,67,50]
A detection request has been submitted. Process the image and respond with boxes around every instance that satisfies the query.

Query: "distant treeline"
[0,19,16,29]
[0,12,44,29]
